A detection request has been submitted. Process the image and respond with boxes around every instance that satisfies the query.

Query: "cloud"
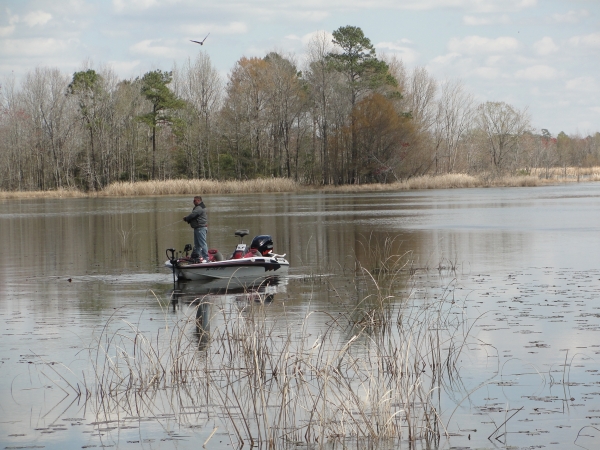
[0,12,19,37]
[463,14,510,25]
[0,24,15,37]
[569,32,600,49]
[113,0,161,12]
[550,9,589,24]
[130,39,186,58]
[23,10,52,27]
[474,66,500,79]
[298,30,334,48]
[448,36,520,54]
[376,41,419,64]
[181,22,248,37]
[289,10,329,21]
[198,0,537,14]
[533,36,558,55]
[566,77,598,93]
[285,34,301,42]
[431,52,462,66]
[107,59,142,77]
[0,38,68,57]
[515,65,557,80]
[372,0,536,12]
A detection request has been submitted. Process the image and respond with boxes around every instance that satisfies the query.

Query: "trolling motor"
[166,248,177,285]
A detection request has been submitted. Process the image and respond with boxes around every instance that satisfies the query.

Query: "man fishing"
[183,195,208,262]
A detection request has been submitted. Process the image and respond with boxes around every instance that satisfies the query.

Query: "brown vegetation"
[41,260,476,447]
[3,169,600,200]
[530,166,600,181]
[0,187,86,200]
[99,177,300,197]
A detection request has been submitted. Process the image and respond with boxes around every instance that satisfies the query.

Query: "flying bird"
[190,33,210,45]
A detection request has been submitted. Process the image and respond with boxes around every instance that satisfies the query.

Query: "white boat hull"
[165,255,289,281]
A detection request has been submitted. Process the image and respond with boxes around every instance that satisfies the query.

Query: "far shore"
[2,169,600,200]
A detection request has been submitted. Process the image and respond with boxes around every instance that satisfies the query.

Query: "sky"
[0,0,599,136]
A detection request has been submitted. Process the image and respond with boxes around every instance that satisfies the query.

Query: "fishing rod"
[155,219,183,232]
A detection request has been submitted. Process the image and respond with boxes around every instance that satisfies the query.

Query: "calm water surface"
[1,183,600,449]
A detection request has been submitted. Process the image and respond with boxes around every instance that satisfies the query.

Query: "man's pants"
[192,226,208,260]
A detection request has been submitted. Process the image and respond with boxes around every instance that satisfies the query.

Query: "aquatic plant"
[71,271,475,449]
[0,187,86,199]
[4,167,600,200]
[99,177,300,197]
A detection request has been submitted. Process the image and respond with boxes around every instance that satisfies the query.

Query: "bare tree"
[0,76,27,190]
[173,52,222,178]
[21,67,76,190]
[405,66,437,133]
[305,31,340,184]
[263,52,307,178]
[475,101,531,172]
[221,57,271,178]
[432,80,474,173]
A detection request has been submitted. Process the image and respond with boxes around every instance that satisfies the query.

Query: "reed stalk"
[62,266,479,449]
[99,177,300,197]
[3,167,600,199]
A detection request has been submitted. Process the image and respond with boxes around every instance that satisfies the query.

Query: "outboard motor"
[250,235,274,256]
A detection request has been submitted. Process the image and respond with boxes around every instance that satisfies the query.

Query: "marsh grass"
[324,173,547,193]
[100,177,300,197]
[530,166,600,181]
[46,259,478,449]
[0,187,86,199]
[3,168,600,199]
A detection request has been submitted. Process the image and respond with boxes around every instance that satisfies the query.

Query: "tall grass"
[4,168,600,200]
[60,264,477,448]
[325,173,545,193]
[0,187,86,199]
[100,177,300,197]
[530,166,600,181]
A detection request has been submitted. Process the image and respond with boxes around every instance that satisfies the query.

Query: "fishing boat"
[165,229,289,281]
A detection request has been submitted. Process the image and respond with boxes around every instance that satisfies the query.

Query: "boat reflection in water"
[167,276,287,348]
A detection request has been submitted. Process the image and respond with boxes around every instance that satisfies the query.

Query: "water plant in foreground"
[69,271,476,449]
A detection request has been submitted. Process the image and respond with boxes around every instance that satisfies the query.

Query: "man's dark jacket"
[184,202,207,228]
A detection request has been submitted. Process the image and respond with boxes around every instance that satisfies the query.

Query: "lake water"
[1,183,600,449]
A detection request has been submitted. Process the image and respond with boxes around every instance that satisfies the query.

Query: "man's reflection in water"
[194,300,211,350]
[169,278,282,350]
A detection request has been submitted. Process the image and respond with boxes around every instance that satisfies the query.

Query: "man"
[183,196,208,261]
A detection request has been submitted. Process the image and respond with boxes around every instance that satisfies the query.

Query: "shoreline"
[2,171,600,200]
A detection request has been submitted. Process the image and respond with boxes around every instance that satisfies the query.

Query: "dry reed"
[41,257,480,449]
[99,177,300,197]
[3,168,600,200]
[530,166,600,181]
[323,173,548,193]
[0,187,86,199]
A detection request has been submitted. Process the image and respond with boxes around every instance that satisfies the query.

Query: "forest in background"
[1,26,599,192]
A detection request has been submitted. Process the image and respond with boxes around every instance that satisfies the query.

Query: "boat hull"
[165,256,289,281]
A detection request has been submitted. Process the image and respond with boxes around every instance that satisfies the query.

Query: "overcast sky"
[1,0,599,136]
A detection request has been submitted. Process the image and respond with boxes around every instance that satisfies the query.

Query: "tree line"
[1,26,599,192]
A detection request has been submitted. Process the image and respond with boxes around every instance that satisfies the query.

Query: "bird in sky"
[190,33,210,45]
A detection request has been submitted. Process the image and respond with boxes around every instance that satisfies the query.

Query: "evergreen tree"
[138,70,185,179]
[329,26,396,183]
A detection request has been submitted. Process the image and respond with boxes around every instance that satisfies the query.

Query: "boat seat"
[208,249,224,261]
[235,229,249,238]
